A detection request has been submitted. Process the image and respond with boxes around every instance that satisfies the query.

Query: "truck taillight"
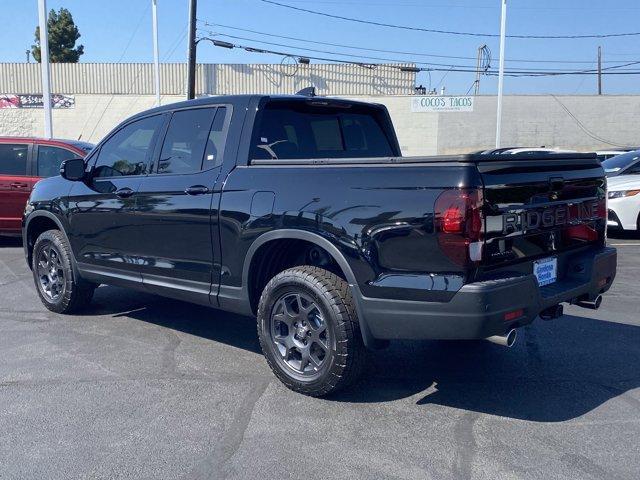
[435,189,483,267]
[596,198,606,218]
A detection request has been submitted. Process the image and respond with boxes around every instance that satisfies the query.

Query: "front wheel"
[32,229,96,314]
[257,266,367,397]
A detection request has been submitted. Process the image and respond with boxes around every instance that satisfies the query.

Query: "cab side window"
[37,146,77,178]
[0,144,28,175]
[158,108,217,174]
[94,115,163,178]
[204,107,228,168]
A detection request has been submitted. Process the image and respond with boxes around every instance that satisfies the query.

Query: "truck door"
[135,106,230,305]
[66,114,164,283]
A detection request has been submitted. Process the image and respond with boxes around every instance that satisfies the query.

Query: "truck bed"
[251,152,600,166]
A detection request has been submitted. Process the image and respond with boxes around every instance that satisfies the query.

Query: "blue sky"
[1,0,639,95]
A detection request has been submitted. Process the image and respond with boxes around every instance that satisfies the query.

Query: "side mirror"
[60,158,86,181]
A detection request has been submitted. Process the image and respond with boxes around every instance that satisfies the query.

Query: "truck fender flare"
[242,229,377,349]
[24,211,79,278]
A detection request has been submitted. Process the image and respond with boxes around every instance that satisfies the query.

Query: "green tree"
[32,8,84,63]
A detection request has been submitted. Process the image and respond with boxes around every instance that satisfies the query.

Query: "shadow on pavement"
[0,236,23,248]
[333,315,640,422]
[88,285,262,354]
[78,285,640,422]
[608,230,640,240]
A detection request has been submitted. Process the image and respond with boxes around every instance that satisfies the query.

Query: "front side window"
[94,115,163,177]
[157,108,219,175]
[37,146,77,178]
[252,102,396,161]
[0,144,28,175]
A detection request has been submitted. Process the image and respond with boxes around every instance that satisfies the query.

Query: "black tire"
[32,229,96,314]
[257,266,367,397]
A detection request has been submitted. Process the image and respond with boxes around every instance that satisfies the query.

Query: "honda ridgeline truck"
[22,94,617,396]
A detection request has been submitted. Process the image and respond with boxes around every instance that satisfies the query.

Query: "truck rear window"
[252,101,396,161]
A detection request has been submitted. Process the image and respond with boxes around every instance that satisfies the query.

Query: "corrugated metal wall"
[0,63,416,96]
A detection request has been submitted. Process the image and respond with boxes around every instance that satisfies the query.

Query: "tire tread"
[32,229,95,314]
[257,266,366,397]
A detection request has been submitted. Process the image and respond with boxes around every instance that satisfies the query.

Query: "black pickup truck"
[23,94,616,396]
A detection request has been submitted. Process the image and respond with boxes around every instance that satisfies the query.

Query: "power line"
[550,95,636,148]
[198,22,634,65]
[198,30,478,69]
[196,36,640,76]
[274,0,640,10]
[199,28,640,73]
[80,2,152,140]
[259,0,640,39]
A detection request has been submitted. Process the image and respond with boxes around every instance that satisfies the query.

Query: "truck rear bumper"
[356,246,617,341]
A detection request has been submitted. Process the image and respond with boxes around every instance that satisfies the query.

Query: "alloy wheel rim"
[36,244,65,301]
[269,292,330,376]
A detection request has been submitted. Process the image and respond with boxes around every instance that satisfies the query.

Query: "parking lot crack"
[187,379,269,480]
[161,330,182,375]
[452,410,480,479]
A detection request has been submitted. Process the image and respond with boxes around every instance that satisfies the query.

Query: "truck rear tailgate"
[474,154,607,271]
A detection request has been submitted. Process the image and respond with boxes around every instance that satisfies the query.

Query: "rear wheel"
[32,230,96,314]
[257,266,366,397]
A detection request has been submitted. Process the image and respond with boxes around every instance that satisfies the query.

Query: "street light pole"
[495,0,507,148]
[186,0,198,99]
[152,0,161,106]
[38,0,53,139]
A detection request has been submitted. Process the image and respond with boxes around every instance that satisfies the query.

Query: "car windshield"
[602,150,640,175]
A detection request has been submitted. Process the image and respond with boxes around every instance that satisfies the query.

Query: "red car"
[0,137,93,235]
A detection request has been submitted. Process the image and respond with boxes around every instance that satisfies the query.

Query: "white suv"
[607,175,640,231]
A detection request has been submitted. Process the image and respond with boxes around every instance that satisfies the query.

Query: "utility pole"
[474,44,487,96]
[38,0,53,139]
[597,46,602,95]
[152,0,161,106]
[186,0,198,99]
[495,0,507,148]
[26,50,31,63]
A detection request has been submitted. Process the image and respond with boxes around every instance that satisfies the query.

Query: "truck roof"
[127,94,385,121]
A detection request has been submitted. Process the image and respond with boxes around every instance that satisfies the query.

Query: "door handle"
[115,187,134,198]
[185,185,210,196]
[10,182,28,189]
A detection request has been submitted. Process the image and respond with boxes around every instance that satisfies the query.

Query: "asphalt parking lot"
[1,234,639,480]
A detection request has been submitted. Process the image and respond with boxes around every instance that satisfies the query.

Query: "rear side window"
[252,102,396,161]
[94,114,163,177]
[158,108,221,174]
[37,146,77,178]
[204,107,228,168]
[0,144,28,175]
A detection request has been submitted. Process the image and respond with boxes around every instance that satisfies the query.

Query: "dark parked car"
[0,137,93,235]
[22,95,616,396]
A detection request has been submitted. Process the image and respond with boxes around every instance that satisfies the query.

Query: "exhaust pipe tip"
[594,294,603,309]
[486,328,517,348]
[576,294,602,310]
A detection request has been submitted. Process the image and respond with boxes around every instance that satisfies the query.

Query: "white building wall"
[1,94,638,155]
